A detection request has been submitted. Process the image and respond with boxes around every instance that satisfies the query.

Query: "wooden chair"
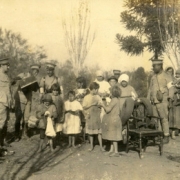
[125,100,164,159]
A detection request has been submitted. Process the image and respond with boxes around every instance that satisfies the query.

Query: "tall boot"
[163,136,169,144]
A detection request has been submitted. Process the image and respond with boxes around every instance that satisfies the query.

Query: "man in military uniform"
[113,70,121,80]
[39,62,63,98]
[0,57,13,148]
[147,59,174,143]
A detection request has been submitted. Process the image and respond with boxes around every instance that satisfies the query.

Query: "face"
[52,90,59,96]
[167,68,173,76]
[91,89,98,95]
[153,64,162,74]
[47,68,54,77]
[109,79,117,87]
[114,74,120,79]
[32,69,39,77]
[121,81,128,87]
[69,93,75,102]
[97,76,103,81]
[44,101,50,107]
[1,64,10,73]
[76,82,83,89]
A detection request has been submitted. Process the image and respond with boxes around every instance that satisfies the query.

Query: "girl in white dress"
[63,91,83,148]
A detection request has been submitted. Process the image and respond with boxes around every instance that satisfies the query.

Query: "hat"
[30,64,41,70]
[46,62,56,69]
[113,70,121,75]
[151,59,163,65]
[108,76,118,82]
[119,74,129,83]
[0,57,9,65]
[96,70,104,77]
[176,68,180,74]
[42,94,52,102]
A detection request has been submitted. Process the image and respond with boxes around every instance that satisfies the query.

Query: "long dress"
[82,94,102,134]
[63,100,82,134]
[102,98,122,141]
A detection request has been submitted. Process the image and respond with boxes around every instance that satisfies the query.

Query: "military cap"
[0,57,9,65]
[30,64,41,70]
[42,94,53,102]
[46,62,56,69]
[113,70,121,75]
[151,59,163,65]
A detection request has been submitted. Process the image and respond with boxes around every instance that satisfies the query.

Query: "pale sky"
[0,0,172,72]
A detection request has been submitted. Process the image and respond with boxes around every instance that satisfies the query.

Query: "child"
[36,94,57,152]
[101,85,122,157]
[82,82,105,152]
[51,83,64,146]
[63,90,82,148]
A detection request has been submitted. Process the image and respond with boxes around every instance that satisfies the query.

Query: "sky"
[0,0,172,72]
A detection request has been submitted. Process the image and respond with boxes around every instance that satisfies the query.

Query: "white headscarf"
[118,74,129,83]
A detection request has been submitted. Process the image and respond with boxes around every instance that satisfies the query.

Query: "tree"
[0,28,47,77]
[62,0,95,76]
[116,0,172,60]
[157,0,180,69]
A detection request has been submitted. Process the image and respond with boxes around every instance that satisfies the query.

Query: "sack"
[156,90,163,102]
[28,116,39,128]
[45,117,56,137]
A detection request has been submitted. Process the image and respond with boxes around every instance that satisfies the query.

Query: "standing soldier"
[39,62,63,98]
[0,57,13,148]
[147,59,174,144]
[113,70,121,80]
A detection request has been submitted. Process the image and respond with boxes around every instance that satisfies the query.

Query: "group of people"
[0,56,180,157]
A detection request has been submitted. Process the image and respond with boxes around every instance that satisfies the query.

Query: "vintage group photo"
[0,0,180,180]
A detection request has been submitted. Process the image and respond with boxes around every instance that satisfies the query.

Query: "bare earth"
[0,114,180,180]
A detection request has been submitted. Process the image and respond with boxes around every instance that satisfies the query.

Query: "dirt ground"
[0,113,180,180]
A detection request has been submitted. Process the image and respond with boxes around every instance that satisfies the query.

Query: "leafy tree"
[116,0,179,60]
[0,28,47,77]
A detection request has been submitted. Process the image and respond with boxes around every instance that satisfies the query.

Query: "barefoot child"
[51,84,64,146]
[36,94,57,152]
[82,82,104,152]
[63,91,82,148]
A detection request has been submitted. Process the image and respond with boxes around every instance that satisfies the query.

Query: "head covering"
[108,75,118,82]
[0,57,9,65]
[30,64,41,70]
[176,68,180,74]
[151,59,163,65]
[119,74,129,83]
[96,70,104,77]
[113,70,121,75]
[46,62,56,70]
[43,94,52,102]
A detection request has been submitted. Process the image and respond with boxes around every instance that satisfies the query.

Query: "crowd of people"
[0,56,180,158]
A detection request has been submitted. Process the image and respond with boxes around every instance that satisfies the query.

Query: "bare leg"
[49,138,54,152]
[98,134,105,151]
[72,136,76,148]
[89,135,94,151]
[67,135,72,148]
[109,142,114,153]
[113,141,118,153]
[37,139,44,152]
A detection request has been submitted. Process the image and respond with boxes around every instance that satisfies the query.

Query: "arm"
[101,99,116,113]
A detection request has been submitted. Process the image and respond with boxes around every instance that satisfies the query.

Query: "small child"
[63,90,82,148]
[36,94,57,152]
[82,82,105,152]
[51,84,64,146]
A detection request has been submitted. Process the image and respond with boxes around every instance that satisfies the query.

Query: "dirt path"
[0,134,180,180]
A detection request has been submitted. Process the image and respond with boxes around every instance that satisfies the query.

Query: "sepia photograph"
[0,0,180,179]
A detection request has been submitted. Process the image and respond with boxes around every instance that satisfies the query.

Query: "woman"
[101,85,122,157]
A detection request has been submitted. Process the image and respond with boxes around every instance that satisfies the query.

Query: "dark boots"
[163,136,169,144]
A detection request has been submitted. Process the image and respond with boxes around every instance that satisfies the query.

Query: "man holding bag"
[147,59,174,144]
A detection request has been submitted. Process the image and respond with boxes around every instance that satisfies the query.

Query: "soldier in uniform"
[113,70,121,80]
[0,57,14,148]
[147,59,174,144]
[39,62,63,98]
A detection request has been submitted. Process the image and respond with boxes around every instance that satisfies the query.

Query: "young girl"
[51,83,64,145]
[36,94,57,152]
[82,82,104,152]
[63,91,82,148]
[101,85,122,157]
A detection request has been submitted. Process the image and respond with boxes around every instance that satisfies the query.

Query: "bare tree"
[157,0,180,69]
[62,0,95,76]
